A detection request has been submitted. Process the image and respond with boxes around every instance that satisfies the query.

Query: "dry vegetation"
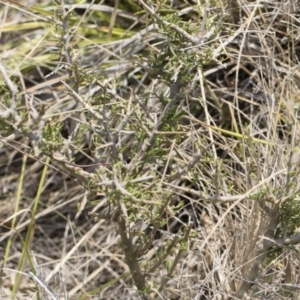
[1,0,300,299]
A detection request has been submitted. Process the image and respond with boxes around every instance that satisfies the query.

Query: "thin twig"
[27,270,58,300]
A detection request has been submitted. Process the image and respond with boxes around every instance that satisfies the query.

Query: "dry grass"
[1,0,300,299]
